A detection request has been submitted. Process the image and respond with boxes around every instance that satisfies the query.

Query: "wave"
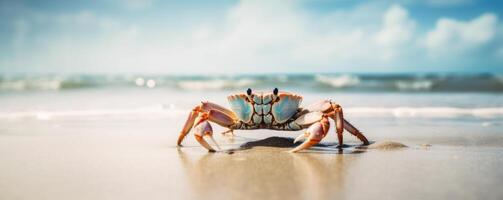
[0,75,125,91]
[315,74,360,88]
[1,106,502,120]
[1,73,502,92]
[0,79,62,91]
[395,80,435,91]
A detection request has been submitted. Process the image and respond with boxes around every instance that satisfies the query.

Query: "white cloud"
[375,5,416,60]
[425,13,498,56]
[210,0,394,70]
[213,0,306,67]
[376,5,415,46]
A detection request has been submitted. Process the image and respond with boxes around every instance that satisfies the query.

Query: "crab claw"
[193,121,221,152]
[290,118,329,153]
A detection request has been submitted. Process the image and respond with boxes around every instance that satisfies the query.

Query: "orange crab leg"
[329,103,345,147]
[177,103,236,150]
[177,108,200,146]
[193,120,221,152]
[303,100,369,147]
[290,117,330,153]
[204,110,235,127]
[324,102,370,146]
[343,119,370,145]
[200,101,237,119]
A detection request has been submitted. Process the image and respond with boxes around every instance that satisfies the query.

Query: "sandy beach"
[1,113,502,200]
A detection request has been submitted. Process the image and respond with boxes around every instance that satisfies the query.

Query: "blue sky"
[0,0,502,74]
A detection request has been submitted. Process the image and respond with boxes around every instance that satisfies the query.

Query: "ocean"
[2,73,503,92]
[1,73,502,122]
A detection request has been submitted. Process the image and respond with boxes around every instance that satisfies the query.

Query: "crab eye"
[273,88,278,95]
[247,88,252,95]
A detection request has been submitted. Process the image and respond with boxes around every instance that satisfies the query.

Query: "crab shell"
[227,91,303,125]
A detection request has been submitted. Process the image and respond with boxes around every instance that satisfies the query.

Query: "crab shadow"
[226,136,372,154]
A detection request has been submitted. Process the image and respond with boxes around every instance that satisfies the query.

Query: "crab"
[177,88,369,153]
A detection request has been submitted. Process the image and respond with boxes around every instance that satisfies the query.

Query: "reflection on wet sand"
[177,137,367,200]
[291,153,346,199]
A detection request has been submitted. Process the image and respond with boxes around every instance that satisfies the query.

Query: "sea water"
[1,73,502,118]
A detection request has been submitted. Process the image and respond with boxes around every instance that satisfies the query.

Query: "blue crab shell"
[271,93,302,123]
[227,94,254,123]
[227,92,302,125]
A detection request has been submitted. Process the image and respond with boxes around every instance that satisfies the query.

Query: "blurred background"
[1,1,503,199]
[0,0,502,137]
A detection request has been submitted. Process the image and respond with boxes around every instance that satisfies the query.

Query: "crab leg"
[177,102,237,150]
[329,103,345,147]
[343,119,370,145]
[200,101,237,119]
[303,100,369,146]
[193,120,220,152]
[290,117,330,153]
[177,108,199,146]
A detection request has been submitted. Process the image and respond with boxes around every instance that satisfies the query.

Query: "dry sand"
[1,119,503,200]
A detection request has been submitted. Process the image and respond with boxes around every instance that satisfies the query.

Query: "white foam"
[315,74,360,88]
[0,79,62,91]
[395,80,434,91]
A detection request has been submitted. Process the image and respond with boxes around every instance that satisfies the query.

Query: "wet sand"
[1,119,503,200]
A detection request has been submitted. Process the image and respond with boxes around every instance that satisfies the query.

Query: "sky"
[0,0,502,75]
